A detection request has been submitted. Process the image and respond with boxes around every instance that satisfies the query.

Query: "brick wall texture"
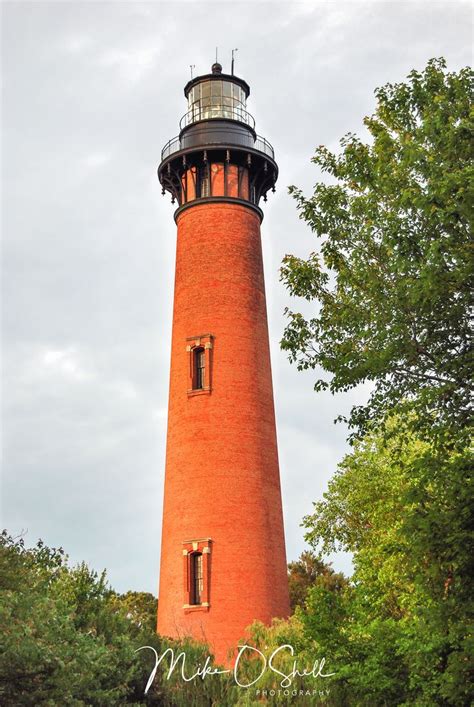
[157,201,290,665]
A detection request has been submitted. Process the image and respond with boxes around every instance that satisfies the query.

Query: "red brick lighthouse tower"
[157,62,290,665]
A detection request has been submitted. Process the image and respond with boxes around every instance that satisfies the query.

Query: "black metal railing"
[254,136,275,159]
[161,136,181,160]
[179,104,256,131]
[160,133,275,161]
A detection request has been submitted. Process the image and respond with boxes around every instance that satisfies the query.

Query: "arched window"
[194,347,205,389]
[186,334,213,396]
[182,539,211,610]
[190,553,203,605]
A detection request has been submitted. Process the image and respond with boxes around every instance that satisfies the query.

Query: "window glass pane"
[191,553,203,605]
[232,84,239,103]
[201,82,210,99]
[211,80,221,97]
[223,81,232,97]
[194,348,205,389]
[222,96,232,118]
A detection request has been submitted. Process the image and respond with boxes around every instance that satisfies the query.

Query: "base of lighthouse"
[157,202,290,665]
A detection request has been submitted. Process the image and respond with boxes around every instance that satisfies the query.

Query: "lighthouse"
[157,62,290,665]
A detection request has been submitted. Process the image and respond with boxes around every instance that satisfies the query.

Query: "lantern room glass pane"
[185,79,248,126]
[188,85,199,108]
[233,85,245,106]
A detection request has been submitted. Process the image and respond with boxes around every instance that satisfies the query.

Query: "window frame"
[186,334,213,396]
[182,539,211,611]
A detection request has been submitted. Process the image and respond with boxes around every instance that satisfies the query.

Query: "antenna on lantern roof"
[189,64,195,79]
[211,47,222,74]
[231,48,238,75]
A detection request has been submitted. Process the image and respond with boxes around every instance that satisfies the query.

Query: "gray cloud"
[2,1,471,592]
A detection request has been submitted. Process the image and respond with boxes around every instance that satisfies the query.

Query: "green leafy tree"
[302,418,473,705]
[280,58,473,442]
[232,616,332,706]
[109,591,157,633]
[0,532,165,705]
[278,57,473,704]
[287,551,347,612]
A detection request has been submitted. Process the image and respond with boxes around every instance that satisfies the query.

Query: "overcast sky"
[1,1,471,594]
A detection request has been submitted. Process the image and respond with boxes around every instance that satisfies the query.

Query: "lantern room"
[182,62,252,129]
[158,63,278,220]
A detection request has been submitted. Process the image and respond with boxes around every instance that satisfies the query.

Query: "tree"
[287,551,347,612]
[302,418,473,705]
[109,591,158,633]
[266,58,473,705]
[0,532,163,705]
[280,58,473,443]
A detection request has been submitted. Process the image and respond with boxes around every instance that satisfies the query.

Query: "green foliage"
[287,551,347,612]
[109,591,158,634]
[143,637,239,707]
[231,617,333,706]
[302,419,474,705]
[278,62,473,701]
[281,58,473,443]
[0,531,162,705]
